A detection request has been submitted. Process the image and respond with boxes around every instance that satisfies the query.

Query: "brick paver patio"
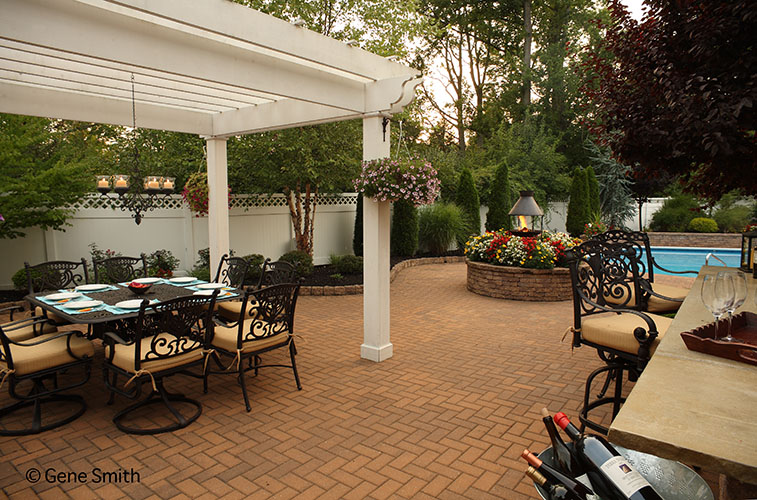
[0,263,694,499]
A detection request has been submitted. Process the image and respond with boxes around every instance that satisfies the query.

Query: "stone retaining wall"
[647,232,741,248]
[299,256,466,296]
[466,260,572,301]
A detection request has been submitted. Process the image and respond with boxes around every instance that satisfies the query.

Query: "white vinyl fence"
[0,193,668,290]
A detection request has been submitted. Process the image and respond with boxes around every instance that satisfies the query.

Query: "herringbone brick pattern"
[0,263,691,499]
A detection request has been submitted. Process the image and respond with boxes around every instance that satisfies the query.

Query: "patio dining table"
[608,266,757,493]
[26,278,241,338]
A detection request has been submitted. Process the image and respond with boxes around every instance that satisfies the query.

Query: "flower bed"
[464,230,579,301]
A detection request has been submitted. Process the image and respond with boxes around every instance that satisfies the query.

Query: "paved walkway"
[0,263,691,499]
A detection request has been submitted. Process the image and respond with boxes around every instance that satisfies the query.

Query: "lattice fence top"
[72,193,359,211]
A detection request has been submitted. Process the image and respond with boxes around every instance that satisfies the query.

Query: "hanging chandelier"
[96,74,174,225]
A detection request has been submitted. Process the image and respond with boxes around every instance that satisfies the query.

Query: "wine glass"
[701,274,734,340]
[720,270,747,342]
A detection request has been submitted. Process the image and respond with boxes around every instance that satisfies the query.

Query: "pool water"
[647,247,741,275]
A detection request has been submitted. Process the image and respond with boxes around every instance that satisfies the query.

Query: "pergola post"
[361,115,392,362]
[206,137,230,276]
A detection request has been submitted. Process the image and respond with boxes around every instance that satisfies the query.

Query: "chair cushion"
[212,319,289,354]
[215,300,259,322]
[105,333,203,374]
[1,321,57,343]
[1,332,94,376]
[34,306,69,325]
[603,283,687,313]
[581,312,673,356]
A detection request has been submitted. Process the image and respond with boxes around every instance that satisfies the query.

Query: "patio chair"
[592,230,696,313]
[25,259,90,326]
[565,239,673,434]
[256,258,298,288]
[211,254,251,322]
[102,291,219,435]
[0,316,94,435]
[93,254,148,284]
[205,283,301,412]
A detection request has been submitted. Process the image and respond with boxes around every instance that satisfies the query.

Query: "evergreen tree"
[486,161,512,231]
[390,199,418,257]
[585,165,601,217]
[353,195,363,256]
[455,167,481,236]
[566,167,590,236]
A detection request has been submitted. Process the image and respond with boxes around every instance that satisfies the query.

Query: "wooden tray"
[680,312,757,366]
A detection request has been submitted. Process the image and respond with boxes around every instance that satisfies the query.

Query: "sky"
[621,0,647,21]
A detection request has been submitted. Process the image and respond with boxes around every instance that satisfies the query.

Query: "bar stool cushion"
[581,312,673,356]
[106,333,203,374]
[1,332,93,376]
[212,320,288,353]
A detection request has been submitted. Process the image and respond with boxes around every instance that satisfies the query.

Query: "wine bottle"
[542,407,582,476]
[521,449,596,500]
[525,466,583,500]
[553,412,663,500]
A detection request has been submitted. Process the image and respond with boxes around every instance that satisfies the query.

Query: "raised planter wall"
[647,232,741,248]
[466,260,571,301]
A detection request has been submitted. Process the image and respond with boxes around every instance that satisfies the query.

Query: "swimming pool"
[647,246,741,275]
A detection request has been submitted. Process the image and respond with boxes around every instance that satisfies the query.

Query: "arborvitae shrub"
[585,165,601,217]
[391,199,419,257]
[566,167,590,236]
[455,167,481,236]
[486,161,512,232]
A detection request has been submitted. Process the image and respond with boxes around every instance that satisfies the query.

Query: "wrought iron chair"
[592,230,696,313]
[0,317,94,435]
[205,283,301,412]
[25,259,90,326]
[565,239,674,434]
[93,254,148,283]
[211,254,251,322]
[102,291,219,434]
[256,258,299,288]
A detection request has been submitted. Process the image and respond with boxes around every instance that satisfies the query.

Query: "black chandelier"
[96,74,174,225]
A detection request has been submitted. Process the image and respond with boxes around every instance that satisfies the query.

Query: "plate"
[133,277,161,284]
[169,277,196,284]
[194,290,232,297]
[115,299,147,309]
[62,300,103,309]
[196,282,225,290]
[45,292,82,301]
[76,284,109,291]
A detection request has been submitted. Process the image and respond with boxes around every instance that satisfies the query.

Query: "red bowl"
[128,282,152,295]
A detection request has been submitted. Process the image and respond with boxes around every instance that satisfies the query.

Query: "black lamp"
[509,190,544,235]
[740,230,757,273]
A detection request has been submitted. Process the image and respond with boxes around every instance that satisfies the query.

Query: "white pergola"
[0,0,422,362]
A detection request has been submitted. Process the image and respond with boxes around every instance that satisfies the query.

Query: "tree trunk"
[284,182,317,256]
[523,0,532,110]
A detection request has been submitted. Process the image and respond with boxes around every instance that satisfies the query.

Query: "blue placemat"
[165,278,207,287]
[37,292,90,306]
[75,284,120,293]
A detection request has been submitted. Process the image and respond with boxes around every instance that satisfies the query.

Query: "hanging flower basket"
[353,157,440,206]
[182,171,232,217]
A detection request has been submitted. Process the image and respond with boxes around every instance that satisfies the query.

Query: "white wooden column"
[361,115,392,362]
[206,137,230,277]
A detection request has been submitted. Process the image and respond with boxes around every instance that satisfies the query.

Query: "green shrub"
[688,217,719,233]
[12,268,31,290]
[391,199,419,256]
[279,250,314,276]
[713,205,751,233]
[353,195,363,256]
[649,194,701,232]
[146,249,180,278]
[566,167,590,236]
[455,167,481,236]
[418,202,468,255]
[585,165,601,217]
[486,161,512,231]
[189,266,211,282]
[242,253,265,283]
[334,255,363,275]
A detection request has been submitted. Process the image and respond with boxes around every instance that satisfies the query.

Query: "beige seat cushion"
[1,321,57,343]
[212,319,289,354]
[106,333,203,374]
[581,312,673,356]
[214,300,259,322]
[34,306,70,325]
[1,332,94,376]
[604,283,687,313]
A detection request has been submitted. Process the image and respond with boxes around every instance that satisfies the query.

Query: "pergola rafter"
[0,0,420,361]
